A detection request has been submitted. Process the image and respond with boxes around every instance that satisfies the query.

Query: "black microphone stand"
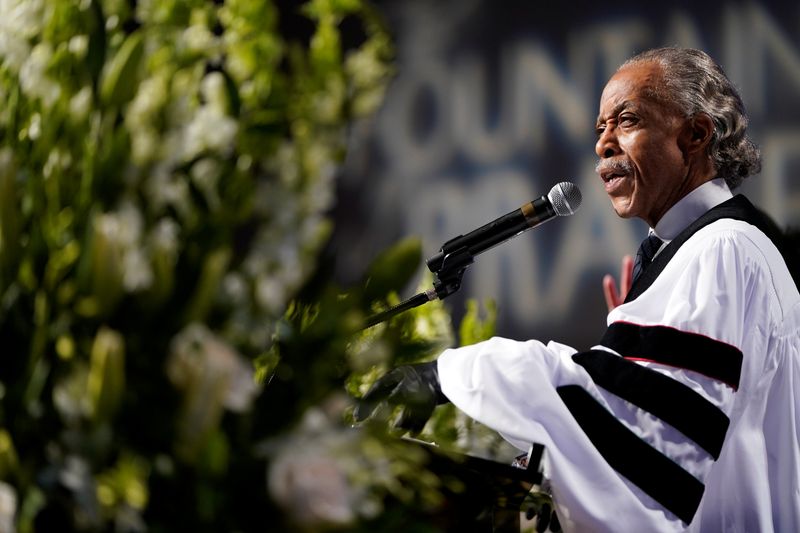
[363,246,475,329]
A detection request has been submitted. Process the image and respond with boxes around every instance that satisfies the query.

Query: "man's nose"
[595,128,620,158]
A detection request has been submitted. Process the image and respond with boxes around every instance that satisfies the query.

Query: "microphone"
[426,181,582,274]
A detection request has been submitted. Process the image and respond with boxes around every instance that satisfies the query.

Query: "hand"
[602,255,634,312]
[353,361,448,434]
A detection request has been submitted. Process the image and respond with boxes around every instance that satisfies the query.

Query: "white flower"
[19,42,61,108]
[27,113,41,140]
[0,0,43,71]
[168,324,261,416]
[255,275,287,315]
[201,72,228,112]
[182,24,217,55]
[181,105,237,162]
[145,168,193,220]
[122,248,153,291]
[221,272,247,305]
[150,217,180,254]
[270,450,356,528]
[190,158,221,210]
[105,14,119,31]
[68,35,88,58]
[0,31,30,73]
[60,455,92,492]
[267,409,361,529]
[114,202,144,248]
[0,481,16,533]
[0,0,43,38]
[95,203,155,292]
[69,86,93,121]
[43,147,71,178]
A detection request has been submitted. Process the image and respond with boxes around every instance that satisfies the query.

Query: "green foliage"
[459,298,498,347]
[0,0,540,530]
[0,0,395,530]
[361,236,423,304]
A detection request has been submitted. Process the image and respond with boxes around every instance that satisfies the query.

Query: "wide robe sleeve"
[437,219,800,533]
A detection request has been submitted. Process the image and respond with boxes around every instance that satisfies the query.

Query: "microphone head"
[548,181,582,216]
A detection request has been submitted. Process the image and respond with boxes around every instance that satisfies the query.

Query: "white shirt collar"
[652,178,733,241]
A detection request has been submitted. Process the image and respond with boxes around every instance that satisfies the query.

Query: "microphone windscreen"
[548,181,582,216]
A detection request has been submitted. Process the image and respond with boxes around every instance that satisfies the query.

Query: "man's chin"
[610,198,634,219]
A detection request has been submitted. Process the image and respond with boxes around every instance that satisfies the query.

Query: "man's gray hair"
[623,47,761,190]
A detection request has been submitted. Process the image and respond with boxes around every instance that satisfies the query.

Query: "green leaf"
[100,31,145,107]
[183,247,231,324]
[362,236,422,304]
[88,326,126,422]
[458,298,497,347]
[86,0,108,87]
[310,18,342,73]
[0,150,20,287]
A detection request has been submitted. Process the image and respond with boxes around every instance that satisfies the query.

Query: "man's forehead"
[597,62,666,119]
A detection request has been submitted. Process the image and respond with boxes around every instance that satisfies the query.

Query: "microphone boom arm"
[362,246,473,330]
[362,181,582,329]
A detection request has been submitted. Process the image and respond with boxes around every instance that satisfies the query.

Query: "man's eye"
[595,125,606,137]
[619,114,638,125]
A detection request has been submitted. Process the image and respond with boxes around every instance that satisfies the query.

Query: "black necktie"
[632,234,664,284]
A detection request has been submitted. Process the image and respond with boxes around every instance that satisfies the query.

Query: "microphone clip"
[427,245,474,300]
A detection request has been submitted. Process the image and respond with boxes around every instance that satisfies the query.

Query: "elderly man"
[356,48,800,532]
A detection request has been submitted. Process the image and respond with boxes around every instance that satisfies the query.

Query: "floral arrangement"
[0,0,397,529]
[0,0,559,530]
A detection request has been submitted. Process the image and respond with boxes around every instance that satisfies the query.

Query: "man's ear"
[680,113,715,155]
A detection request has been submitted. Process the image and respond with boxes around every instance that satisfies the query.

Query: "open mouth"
[602,171,627,185]
[597,160,633,189]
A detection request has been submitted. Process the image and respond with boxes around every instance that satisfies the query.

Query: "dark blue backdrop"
[334,0,800,347]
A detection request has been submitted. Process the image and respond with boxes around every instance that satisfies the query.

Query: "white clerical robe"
[438,187,800,532]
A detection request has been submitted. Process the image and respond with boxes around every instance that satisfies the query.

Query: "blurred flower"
[144,169,194,222]
[149,218,179,254]
[0,481,16,533]
[220,272,247,306]
[175,73,238,163]
[167,324,261,461]
[190,158,222,211]
[68,35,88,58]
[0,0,44,71]
[270,443,357,529]
[267,394,446,530]
[26,113,42,141]
[182,24,217,57]
[59,455,102,530]
[267,406,362,530]
[19,43,61,108]
[68,86,92,121]
[96,203,153,293]
[53,363,91,422]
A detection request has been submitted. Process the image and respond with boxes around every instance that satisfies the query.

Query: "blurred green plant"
[0,0,401,530]
[269,232,526,531]
[0,0,552,530]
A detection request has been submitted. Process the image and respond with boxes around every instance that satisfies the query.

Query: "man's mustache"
[595,159,634,175]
